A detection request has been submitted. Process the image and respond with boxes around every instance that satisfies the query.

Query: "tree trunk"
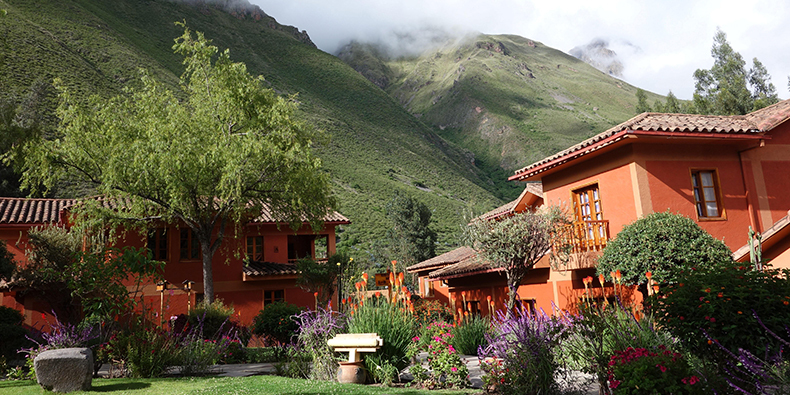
[506,280,518,317]
[200,237,215,305]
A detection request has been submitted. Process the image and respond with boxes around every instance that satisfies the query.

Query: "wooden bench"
[327,333,383,362]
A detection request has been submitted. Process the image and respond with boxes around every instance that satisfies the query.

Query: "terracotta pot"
[337,361,366,384]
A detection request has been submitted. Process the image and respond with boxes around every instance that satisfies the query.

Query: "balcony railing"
[553,220,610,254]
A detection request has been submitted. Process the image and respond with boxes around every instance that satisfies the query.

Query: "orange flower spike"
[314,292,319,298]
[354,282,361,291]
[389,272,395,285]
[457,308,463,316]
[391,260,397,268]
[598,273,605,285]
[487,295,492,303]
[362,272,369,282]
[653,285,660,293]
[375,291,381,298]
[645,271,652,281]
[615,270,622,281]
[610,271,616,282]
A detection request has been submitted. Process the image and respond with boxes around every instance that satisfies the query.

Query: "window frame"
[246,236,264,262]
[179,228,201,261]
[147,228,168,261]
[690,169,726,221]
[264,289,285,307]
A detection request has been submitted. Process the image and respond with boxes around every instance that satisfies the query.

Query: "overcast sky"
[251,0,790,100]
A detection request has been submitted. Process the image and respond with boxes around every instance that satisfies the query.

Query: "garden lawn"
[0,376,481,395]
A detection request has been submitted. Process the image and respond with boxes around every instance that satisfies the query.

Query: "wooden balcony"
[553,220,610,254]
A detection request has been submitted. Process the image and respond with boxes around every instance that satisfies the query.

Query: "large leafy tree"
[693,29,778,115]
[21,25,336,305]
[384,192,436,270]
[466,209,562,312]
[597,212,733,299]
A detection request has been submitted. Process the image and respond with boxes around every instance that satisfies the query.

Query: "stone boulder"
[34,348,93,393]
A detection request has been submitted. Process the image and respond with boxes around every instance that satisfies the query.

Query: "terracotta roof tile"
[475,183,543,222]
[511,99,790,180]
[428,252,497,279]
[0,198,77,224]
[243,261,299,276]
[0,197,349,225]
[406,246,477,273]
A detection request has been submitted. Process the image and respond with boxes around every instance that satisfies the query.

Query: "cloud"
[251,0,790,100]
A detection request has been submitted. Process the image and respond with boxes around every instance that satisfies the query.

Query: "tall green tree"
[384,192,436,270]
[634,88,651,114]
[693,29,778,115]
[749,58,779,110]
[21,25,336,305]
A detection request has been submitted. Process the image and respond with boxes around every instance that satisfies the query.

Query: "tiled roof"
[406,246,477,273]
[249,206,350,224]
[428,252,498,279]
[0,197,349,225]
[475,183,543,222]
[510,99,790,180]
[0,198,77,224]
[744,99,790,131]
[243,261,299,276]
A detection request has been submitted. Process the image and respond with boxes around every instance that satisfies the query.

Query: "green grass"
[0,376,481,395]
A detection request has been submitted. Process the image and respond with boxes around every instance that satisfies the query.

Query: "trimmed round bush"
[252,302,302,345]
[597,211,733,286]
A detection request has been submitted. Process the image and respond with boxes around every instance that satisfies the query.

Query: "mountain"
[0,0,504,252]
[337,35,665,199]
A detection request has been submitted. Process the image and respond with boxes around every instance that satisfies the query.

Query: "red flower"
[656,364,667,373]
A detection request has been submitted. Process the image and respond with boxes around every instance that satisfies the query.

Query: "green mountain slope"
[0,0,503,251]
[339,36,666,199]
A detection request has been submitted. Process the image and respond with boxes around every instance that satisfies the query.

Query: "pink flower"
[451,367,458,372]
[609,379,621,389]
[656,364,667,373]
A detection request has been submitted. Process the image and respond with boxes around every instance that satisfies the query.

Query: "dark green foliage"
[0,306,30,361]
[383,192,437,270]
[597,212,733,287]
[0,241,14,282]
[296,255,339,307]
[648,264,790,361]
[251,302,302,345]
[15,226,164,321]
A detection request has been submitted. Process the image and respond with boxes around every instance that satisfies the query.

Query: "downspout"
[738,140,765,233]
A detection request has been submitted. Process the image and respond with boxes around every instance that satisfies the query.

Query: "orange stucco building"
[410,99,790,315]
[0,197,349,329]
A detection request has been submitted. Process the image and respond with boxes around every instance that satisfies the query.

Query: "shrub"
[104,326,181,378]
[293,307,345,380]
[479,308,568,395]
[597,211,733,288]
[450,314,489,355]
[0,306,31,362]
[648,264,790,361]
[187,299,237,340]
[408,321,469,389]
[346,270,416,384]
[563,293,676,392]
[252,301,302,345]
[607,346,704,394]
